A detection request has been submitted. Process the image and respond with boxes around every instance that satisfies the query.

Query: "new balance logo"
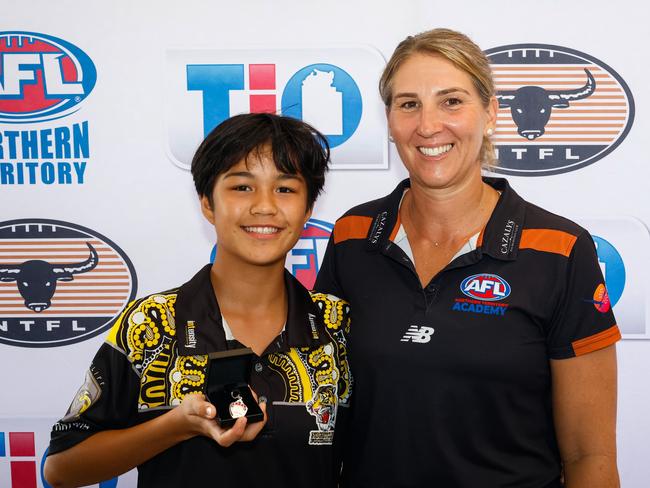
[400,325,434,343]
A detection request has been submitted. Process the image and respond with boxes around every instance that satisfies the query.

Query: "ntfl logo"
[0,32,96,123]
[486,44,634,176]
[0,219,137,347]
[166,48,387,170]
[460,273,511,301]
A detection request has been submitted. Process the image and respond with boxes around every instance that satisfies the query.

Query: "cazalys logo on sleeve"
[0,32,96,123]
[486,44,634,176]
[0,219,137,347]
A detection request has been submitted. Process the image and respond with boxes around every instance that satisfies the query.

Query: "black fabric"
[49,265,352,488]
[315,177,618,488]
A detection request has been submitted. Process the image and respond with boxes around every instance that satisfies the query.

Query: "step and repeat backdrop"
[1,1,649,486]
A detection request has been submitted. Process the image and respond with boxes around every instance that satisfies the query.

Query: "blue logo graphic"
[187,62,363,149]
[281,64,362,148]
[592,235,625,307]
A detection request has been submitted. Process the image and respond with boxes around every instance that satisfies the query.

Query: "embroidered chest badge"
[453,273,511,316]
[306,383,338,445]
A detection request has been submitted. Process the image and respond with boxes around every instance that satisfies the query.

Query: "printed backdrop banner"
[1,1,649,486]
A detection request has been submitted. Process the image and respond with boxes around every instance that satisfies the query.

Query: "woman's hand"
[177,392,267,447]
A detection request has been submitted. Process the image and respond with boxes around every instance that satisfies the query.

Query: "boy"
[44,113,352,488]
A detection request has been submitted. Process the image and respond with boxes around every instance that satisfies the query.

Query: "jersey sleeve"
[48,318,140,454]
[546,231,621,359]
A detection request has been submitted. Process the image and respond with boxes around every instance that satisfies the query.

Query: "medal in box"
[205,348,264,428]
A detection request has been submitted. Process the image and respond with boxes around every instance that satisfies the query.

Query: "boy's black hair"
[191,113,330,209]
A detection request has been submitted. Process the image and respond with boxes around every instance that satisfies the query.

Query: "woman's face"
[387,53,496,191]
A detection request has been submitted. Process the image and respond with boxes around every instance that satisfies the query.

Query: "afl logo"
[0,31,97,123]
[287,219,333,290]
[486,44,634,176]
[0,219,137,347]
[460,273,511,301]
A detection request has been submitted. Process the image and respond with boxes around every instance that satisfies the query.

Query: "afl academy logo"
[0,219,137,347]
[461,274,511,301]
[0,31,97,123]
[486,44,634,176]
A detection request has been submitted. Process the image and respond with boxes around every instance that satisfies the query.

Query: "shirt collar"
[175,264,329,356]
[365,177,526,261]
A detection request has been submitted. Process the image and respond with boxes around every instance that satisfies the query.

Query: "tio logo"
[186,62,362,147]
[0,432,116,487]
[592,235,625,307]
[166,47,387,170]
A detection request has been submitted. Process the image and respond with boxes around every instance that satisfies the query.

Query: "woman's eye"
[399,100,419,110]
[444,97,462,107]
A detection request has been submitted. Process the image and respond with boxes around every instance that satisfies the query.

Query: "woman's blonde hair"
[379,28,497,166]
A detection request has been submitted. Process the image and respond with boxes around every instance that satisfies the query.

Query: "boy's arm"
[44,393,266,488]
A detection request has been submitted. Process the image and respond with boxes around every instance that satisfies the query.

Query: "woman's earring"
[388,134,395,143]
[486,128,494,137]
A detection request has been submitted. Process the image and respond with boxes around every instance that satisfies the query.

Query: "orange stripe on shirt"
[333,216,373,244]
[388,214,401,242]
[572,325,621,357]
[519,229,577,257]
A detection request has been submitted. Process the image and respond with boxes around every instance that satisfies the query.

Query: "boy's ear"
[200,196,215,224]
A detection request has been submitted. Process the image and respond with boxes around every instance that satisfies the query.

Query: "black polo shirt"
[49,265,352,488]
[315,177,619,488]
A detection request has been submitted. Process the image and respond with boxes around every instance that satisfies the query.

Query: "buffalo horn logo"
[496,68,596,141]
[0,219,137,347]
[0,242,98,312]
[486,44,634,176]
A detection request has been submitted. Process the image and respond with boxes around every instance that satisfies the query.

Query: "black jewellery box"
[204,348,264,428]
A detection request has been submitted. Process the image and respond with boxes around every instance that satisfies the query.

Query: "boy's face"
[201,145,312,268]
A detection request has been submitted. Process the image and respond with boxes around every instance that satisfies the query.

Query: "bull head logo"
[0,242,99,312]
[496,68,596,140]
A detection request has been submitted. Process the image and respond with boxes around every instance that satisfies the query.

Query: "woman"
[44,113,352,488]
[316,29,619,488]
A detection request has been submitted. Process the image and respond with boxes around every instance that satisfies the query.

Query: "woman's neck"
[403,173,498,244]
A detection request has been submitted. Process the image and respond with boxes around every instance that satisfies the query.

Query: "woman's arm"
[551,345,619,488]
[44,394,266,488]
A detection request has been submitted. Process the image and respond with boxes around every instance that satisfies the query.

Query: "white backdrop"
[1,1,649,486]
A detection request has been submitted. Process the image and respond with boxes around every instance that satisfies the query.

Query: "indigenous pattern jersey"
[49,265,352,488]
[315,177,620,488]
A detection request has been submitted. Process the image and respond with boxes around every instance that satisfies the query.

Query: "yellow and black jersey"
[315,177,619,488]
[49,265,352,488]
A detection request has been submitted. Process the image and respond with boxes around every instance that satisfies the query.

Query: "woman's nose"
[416,104,444,137]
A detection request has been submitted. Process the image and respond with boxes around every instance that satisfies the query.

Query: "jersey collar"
[364,177,526,261]
[175,264,329,356]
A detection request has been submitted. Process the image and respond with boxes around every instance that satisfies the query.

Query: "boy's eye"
[233,185,251,191]
[277,186,295,194]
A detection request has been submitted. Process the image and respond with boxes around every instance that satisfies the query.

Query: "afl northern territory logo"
[0,31,97,123]
[0,219,137,347]
[486,44,634,176]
